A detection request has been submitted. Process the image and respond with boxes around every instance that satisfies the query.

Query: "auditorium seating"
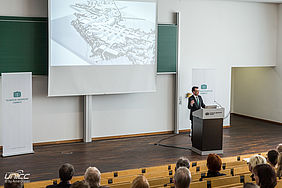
[2,152,282,188]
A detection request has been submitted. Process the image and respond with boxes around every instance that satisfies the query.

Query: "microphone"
[214,100,223,108]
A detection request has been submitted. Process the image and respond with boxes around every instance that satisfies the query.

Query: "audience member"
[253,164,277,188]
[267,150,279,168]
[276,143,282,153]
[47,163,74,188]
[277,153,282,178]
[248,154,267,181]
[174,167,191,188]
[130,175,150,188]
[70,181,90,188]
[84,167,107,188]
[200,154,225,180]
[176,157,190,170]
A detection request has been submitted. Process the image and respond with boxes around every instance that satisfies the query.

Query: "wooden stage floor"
[0,114,281,185]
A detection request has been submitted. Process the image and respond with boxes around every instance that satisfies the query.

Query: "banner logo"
[201,84,207,90]
[13,91,22,98]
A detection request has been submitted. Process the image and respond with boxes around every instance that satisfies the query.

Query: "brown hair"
[267,150,279,167]
[253,164,277,188]
[131,176,150,188]
[207,154,222,172]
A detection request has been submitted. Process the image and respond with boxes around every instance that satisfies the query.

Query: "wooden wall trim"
[0,131,176,150]
[92,131,174,141]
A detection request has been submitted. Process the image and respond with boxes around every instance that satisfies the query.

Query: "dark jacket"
[46,181,71,188]
[199,170,226,181]
[188,95,205,120]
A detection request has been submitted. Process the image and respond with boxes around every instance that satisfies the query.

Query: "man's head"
[192,86,199,96]
[174,167,191,188]
[59,163,74,182]
[84,167,101,188]
[267,150,279,167]
[176,157,190,170]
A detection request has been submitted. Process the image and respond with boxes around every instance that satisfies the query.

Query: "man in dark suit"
[188,86,205,140]
[46,163,74,188]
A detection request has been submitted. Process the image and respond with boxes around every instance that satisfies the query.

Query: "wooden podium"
[191,107,224,155]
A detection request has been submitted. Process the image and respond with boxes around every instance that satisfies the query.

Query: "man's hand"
[190,100,195,106]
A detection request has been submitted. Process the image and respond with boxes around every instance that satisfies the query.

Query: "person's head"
[248,155,267,173]
[59,163,75,182]
[4,173,23,188]
[4,182,23,188]
[267,150,279,167]
[277,154,282,178]
[130,175,150,188]
[206,154,222,173]
[84,167,101,188]
[176,157,190,170]
[174,167,191,188]
[277,143,282,153]
[71,181,90,188]
[243,182,258,188]
[253,164,277,188]
[192,86,199,96]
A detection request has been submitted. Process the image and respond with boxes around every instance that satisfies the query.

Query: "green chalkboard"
[0,17,177,75]
[157,24,177,73]
[0,16,48,75]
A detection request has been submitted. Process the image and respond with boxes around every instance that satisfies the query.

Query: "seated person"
[70,181,90,188]
[277,154,282,179]
[131,175,150,188]
[267,149,279,168]
[253,164,277,188]
[174,167,191,188]
[84,167,107,188]
[176,157,190,170]
[248,155,267,181]
[277,143,282,153]
[200,153,225,180]
[47,163,74,188]
[243,183,258,188]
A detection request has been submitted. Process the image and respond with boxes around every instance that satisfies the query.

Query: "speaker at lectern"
[191,107,224,155]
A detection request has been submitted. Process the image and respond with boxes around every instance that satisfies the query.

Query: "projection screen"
[48,0,157,96]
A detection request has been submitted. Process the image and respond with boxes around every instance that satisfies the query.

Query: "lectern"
[191,107,224,155]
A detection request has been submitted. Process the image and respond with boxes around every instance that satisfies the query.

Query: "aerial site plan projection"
[50,0,157,66]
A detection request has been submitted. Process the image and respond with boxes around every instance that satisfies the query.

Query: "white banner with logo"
[192,69,216,105]
[1,72,33,157]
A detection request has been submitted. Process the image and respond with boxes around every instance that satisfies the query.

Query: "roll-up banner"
[1,72,33,157]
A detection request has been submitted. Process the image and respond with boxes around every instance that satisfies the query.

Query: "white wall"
[0,0,280,144]
[231,4,282,123]
[92,75,175,137]
[164,0,277,129]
